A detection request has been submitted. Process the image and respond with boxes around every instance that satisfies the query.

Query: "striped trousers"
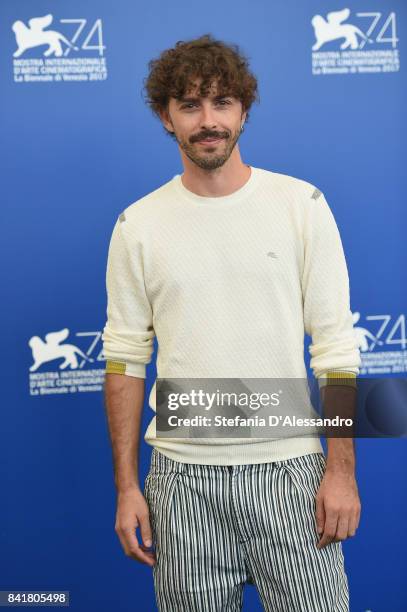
[144,448,349,612]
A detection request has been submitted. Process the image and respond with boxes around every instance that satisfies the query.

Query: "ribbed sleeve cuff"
[317,369,358,389]
[105,360,146,378]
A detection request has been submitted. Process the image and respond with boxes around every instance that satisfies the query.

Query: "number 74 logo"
[60,19,106,56]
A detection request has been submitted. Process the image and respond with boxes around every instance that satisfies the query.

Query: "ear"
[241,109,247,127]
[159,107,174,133]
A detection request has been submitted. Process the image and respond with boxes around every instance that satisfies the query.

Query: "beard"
[175,125,242,171]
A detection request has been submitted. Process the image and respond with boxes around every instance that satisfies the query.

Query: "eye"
[181,103,198,109]
[216,99,231,106]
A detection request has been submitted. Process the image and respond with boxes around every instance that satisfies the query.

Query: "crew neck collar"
[172,165,260,206]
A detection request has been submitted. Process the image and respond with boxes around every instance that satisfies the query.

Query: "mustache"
[190,131,230,143]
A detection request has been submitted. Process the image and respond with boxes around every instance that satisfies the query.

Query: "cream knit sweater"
[102,166,360,465]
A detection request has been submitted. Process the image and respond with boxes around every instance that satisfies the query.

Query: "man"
[102,34,361,611]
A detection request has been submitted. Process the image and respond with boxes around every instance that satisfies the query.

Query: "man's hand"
[315,469,361,550]
[115,486,156,566]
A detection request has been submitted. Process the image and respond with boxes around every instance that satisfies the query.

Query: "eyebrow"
[176,95,231,105]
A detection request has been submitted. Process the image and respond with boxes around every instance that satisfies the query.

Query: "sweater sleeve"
[301,188,361,388]
[101,213,155,378]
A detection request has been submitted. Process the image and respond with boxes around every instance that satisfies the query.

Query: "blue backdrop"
[1,1,406,610]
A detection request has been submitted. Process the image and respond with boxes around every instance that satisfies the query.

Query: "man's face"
[161,79,246,170]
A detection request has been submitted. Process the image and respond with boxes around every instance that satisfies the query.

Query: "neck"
[179,145,251,197]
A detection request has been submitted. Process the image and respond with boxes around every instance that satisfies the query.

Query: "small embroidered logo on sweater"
[267,251,277,258]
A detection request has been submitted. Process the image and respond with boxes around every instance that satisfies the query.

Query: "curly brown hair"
[143,34,259,137]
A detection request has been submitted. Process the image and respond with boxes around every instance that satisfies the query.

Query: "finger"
[334,515,350,542]
[315,495,325,535]
[317,513,338,550]
[347,511,359,537]
[317,531,335,550]
[355,504,361,529]
[138,513,153,549]
[118,527,156,566]
[125,532,156,566]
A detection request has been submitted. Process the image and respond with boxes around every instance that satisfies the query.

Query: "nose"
[199,101,218,130]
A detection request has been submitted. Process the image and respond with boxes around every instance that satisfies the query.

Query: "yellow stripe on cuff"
[318,371,357,388]
[105,360,127,375]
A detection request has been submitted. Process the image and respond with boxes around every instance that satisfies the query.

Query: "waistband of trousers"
[149,446,325,475]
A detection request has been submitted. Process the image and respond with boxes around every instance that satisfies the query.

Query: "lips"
[197,138,222,144]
